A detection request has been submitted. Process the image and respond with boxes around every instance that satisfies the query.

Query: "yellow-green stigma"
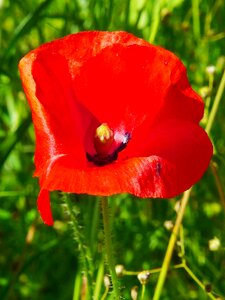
[86,124,131,166]
[94,123,114,156]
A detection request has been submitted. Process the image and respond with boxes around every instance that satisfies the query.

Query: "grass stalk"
[94,259,105,299]
[210,162,225,211]
[73,272,82,300]
[152,66,225,300]
[206,68,225,135]
[192,0,201,40]
[152,189,192,300]
[149,0,162,43]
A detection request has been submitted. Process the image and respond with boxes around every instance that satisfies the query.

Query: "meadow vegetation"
[0,0,225,299]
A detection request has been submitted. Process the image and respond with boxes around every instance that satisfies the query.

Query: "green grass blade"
[0,115,31,169]
[2,0,53,61]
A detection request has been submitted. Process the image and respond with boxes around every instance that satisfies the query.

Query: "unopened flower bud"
[199,86,210,98]
[104,275,111,288]
[209,237,221,251]
[174,201,181,213]
[164,220,174,231]
[206,65,216,75]
[181,21,190,31]
[216,56,225,71]
[161,8,171,20]
[137,270,150,285]
[115,264,124,277]
[131,286,138,300]
[25,225,35,244]
[205,283,212,293]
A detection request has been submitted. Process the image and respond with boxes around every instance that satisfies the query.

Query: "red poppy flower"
[19,31,212,226]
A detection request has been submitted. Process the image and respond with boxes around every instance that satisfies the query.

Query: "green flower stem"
[63,195,93,300]
[182,264,217,300]
[100,286,109,300]
[124,267,161,276]
[206,68,225,135]
[141,284,146,300]
[178,227,217,299]
[123,264,184,278]
[153,188,192,300]
[101,197,121,299]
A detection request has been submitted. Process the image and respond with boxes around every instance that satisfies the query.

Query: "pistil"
[94,123,114,157]
[86,124,131,166]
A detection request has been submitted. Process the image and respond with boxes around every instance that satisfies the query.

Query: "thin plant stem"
[179,225,186,261]
[101,196,121,299]
[123,264,183,277]
[178,224,217,299]
[73,272,82,300]
[149,0,162,43]
[94,259,105,300]
[206,68,225,135]
[90,199,100,252]
[152,66,225,300]
[153,189,192,300]
[141,285,146,300]
[210,162,225,211]
[100,287,109,300]
[192,0,201,40]
[63,194,93,300]
[183,264,217,300]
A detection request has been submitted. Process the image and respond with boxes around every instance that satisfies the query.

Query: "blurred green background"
[0,0,225,299]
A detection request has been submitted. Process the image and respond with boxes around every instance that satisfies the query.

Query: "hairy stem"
[101,196,121,298]
[63,194,93,300]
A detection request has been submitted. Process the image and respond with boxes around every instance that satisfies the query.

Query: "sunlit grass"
[0,0,225,299]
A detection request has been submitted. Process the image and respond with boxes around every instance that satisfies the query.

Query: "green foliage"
[0,0,225,299]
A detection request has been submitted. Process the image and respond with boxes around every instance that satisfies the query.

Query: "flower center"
[94,123,114,157]
[86,123,131,166]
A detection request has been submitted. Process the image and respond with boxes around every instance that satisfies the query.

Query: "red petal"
[37,189,53,226]
[126,119,213,189]
[19,48,88,177]
[19,31,148,175]
[39,118,212,198]
[74,43,204,132]
[40,154,178,198]
[31,51,90,158]
[19,31,212,224]
[154,64,204,124]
